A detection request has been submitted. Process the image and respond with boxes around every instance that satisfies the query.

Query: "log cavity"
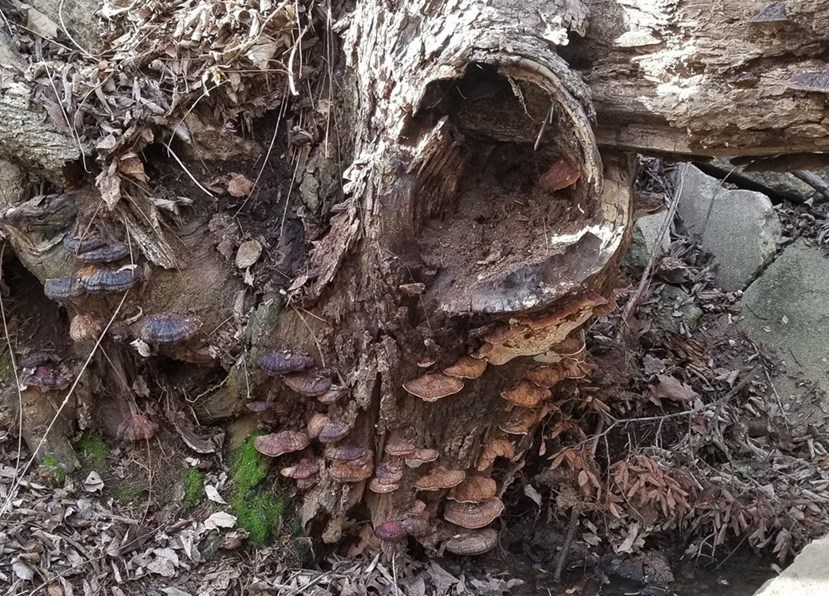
[405,64,607,316]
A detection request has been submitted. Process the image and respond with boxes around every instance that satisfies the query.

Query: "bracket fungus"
[369,478,400,494]
[20,353,71,392]
[539,156,581,192]
[316,386,348,404]
[403,373,464,402]
[375,460,405,485]
[44,277,82,301]
[76,242,129,263]
[501,380,551,408]
[257,349,314,375]
[404,448,439,468]
[415,466,466,491]
[384,436,417,457]
[281,458,320,489]
[443,356,487,380]
[307,413,330,439]
[481,294,607,365]
[135,313,202,344]
[318,420,351,443]
[374,519,407,542]
[449,475,497,503]
[254,430,310,457]
[444,528,499,556]
[63,233,107,255]
[443,497,505,529]
[325,445,372,464]
[283,369,333,397]
[69,314,104,343]
[76,265,142,293]
[331,460,374,483]
[476,437,515,471]
[499,407,548,436]
[525,364,568,388]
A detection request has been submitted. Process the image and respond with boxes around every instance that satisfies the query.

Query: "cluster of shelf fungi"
[7,150,607,556]
[252,290,608,556]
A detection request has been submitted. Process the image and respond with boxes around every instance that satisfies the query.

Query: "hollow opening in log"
[404,63,614,316]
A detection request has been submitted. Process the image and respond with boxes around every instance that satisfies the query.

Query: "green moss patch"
[229,432,284,545]
[40,454,67,486]
[231,431,269,494]
[182,467,205,512]
[73,434,107,472]
[231,492,285,545]
[114,484,144,504]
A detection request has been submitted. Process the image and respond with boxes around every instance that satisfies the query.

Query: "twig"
[793,170,829,202]
[622,164,685,325]
[573,366,760,450]
[554,507,579,582]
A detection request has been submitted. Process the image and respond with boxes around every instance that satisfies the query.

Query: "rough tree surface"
[1,0,828,561]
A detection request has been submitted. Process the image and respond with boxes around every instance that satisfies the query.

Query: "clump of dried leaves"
[6,0,313,208]
[532,165,829,566]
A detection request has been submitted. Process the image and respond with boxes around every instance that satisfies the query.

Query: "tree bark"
[1,0,828,554]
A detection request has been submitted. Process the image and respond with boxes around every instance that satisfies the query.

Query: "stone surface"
[754,534,829,596]
[623,211,671,271]
[741,239,829,399]
[708,158,829,204]
[654,285,702,333]
[676,163,781,291]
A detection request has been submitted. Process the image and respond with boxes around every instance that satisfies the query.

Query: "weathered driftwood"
[2,0,829,555]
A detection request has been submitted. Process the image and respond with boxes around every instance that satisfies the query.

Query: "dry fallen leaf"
[83,471,104,493]
[204,484,226,505]
[235,239,263,269]
[650,374,698,403]
[227,173,254,197]
[204,511,237,531]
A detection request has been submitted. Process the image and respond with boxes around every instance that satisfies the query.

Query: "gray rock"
[754,534,829,596]
[654,285,702,333]
[708,158,829,204]
[623,212,671,271]
[741,239,829,398]
[676,164,781,291]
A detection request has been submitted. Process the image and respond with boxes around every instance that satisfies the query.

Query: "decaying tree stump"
[2,0,829,554]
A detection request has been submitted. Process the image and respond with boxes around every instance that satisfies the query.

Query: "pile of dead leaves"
[6,0,315,207]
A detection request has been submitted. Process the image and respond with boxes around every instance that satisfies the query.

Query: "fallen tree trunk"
[1,0,828,555]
